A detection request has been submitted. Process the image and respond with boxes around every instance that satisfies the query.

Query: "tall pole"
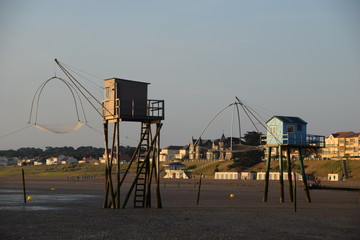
[298,147,311,203]
[263,147,272,202]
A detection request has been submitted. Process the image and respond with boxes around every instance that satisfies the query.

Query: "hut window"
[297,124,302,131]
[269,126,276,135]
[287,125,294,133]
[105,87,110,100]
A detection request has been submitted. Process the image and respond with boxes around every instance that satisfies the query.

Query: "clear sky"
[1,0,359,150]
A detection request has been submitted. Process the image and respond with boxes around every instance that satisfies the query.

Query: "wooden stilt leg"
[298,147,311,203]
[103,122,109,208]
[286,148,293,202]
[263,147,271,202]
[116,121,120,209]
[279,145,284,203]
[156,123,162,208]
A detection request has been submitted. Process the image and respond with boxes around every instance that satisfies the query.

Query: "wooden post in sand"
[22,169,26,204]
[197,173,203,205]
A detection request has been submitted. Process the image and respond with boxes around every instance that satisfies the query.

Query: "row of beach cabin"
[163,163,342,181]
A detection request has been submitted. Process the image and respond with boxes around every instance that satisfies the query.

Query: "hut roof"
[267,116,307,124]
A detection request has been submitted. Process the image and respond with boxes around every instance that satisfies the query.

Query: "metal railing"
[147,99,164,119]
[102,98,164,120]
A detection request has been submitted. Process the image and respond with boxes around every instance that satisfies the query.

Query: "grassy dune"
[1,160,359,180]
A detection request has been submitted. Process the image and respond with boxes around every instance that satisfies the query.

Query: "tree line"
[0,146,136,160]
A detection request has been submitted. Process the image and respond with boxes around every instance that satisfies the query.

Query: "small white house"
[46,155,77,165]
[215,172,239,180]
[328,173,342,181]
[33,160,43,165]
[163,162,191,179]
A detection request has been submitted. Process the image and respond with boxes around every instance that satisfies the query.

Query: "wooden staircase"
[134,123,150,208]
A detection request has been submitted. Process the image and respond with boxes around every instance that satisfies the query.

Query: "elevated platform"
[261,134,325,149]
[103,99,164,123]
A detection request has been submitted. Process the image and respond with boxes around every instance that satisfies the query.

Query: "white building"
[328,173,342,181]
[163,162,191,179]
[46,155,77,165]
[160,146,184,162]
[175,145,189,160]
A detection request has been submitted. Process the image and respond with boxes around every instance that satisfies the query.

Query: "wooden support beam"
[263,147,271,202]
[116,120,120,209]
[155,123,162,208]
[286,147,293,202]
[279,145,284,203]
[103,122,109,208]
[298,147,311,203]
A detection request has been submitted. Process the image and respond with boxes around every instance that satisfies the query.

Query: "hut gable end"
[266,115,307,146]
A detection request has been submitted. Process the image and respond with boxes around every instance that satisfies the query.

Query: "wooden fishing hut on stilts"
[102,78,164,209]
[261,116,324,203]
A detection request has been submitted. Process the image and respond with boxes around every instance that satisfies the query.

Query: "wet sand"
[0,177,359,240]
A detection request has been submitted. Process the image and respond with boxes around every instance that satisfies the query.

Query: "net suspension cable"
[28,76,87,134]
[55,59,115,119]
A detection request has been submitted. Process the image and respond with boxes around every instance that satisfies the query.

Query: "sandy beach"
[0,176,359,240]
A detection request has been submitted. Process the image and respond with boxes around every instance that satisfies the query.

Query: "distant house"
[33,160,43,165]
[189,135,240,160]
[78,157,99,164]
[60,156,77,164]
[175,145,189,160]
[189,137,212,160]
[99,153,131,164]
[46,155,77,165]
[160,146,184,162]
[163,162,191,179]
